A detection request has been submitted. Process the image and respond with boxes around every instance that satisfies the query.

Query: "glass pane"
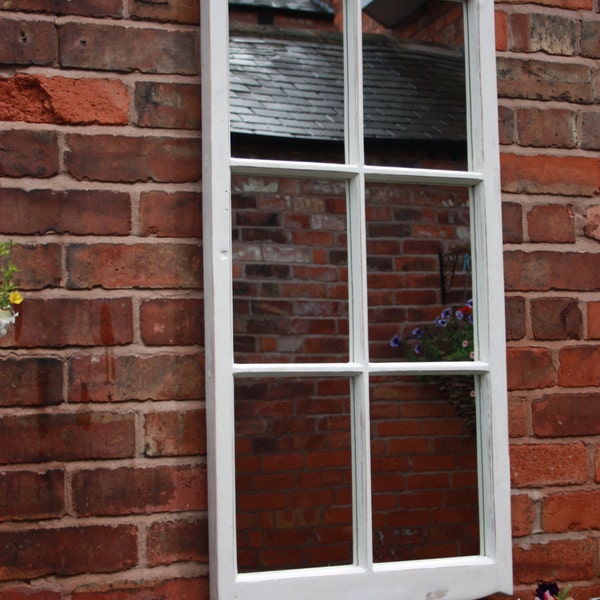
[232,175,349,363]
[235,377,353,572]
[362,0,468,169]
[229,4,345,162]
[370,375,480,562]
[365,183,473,362]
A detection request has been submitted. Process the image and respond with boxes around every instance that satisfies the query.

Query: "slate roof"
[229,29,466,142]
[229,0,333,15]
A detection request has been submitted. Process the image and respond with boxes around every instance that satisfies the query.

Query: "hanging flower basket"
[438,376,476,436]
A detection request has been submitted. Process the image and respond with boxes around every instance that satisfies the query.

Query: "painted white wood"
[203,0,512,596]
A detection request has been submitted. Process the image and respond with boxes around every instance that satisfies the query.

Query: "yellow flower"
[9,291,23,305]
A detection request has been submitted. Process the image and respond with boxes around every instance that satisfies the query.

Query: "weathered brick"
[69,353,204,402]
[506,347,556,390]
[141,299,203,345]
[509,13,577,55]
[588,301,600,339]
[66,243,201,289]
[12,243,61,290]
[495,10,507,52]
[0,412,135,464]
[510,442,587,487]
[129,0,200,24]
[0,589,61,600]
[527,204,575,243]
[140,191,202,237]
[502,201,522,243]
[533,393,600,436]
[0,298,133,348]
[508,395,529,437]
[584,205,600,242]
[513,539,595,583]
[1,0,122,17]
[146,517,208,566]
[505,251,600,291]
[0,358,63,407]
[72,578,208,600]
[581,21,600,58]
[530,297,581,340]
[511,493,534,537]
[0,470,64,522]
[497,105,514,145]
[59,23,198,74]
[0,130,58,178]
[516,108,577,149]
[0,525,137,581]
[505,296,526,341]
[65,134,201,183]
[0,19,56,66]
[501,153,600,196]
[0,189,130,235]
[499,0,591,7]
[72,464,207,516]
[144,408,206,457]
[135,82,200,129]
[581,111,600,150]
[558,345,600,387]
[497,57,594,103]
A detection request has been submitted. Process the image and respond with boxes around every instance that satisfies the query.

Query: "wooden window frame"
[201,0,512,598]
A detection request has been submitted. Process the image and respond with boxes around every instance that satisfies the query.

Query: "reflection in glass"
[365,183,473,362]
[235,377,353,572]
[370,375,480,562]
[231,175,349,364]
[362,0,468,169]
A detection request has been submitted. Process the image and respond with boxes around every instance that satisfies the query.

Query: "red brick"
[513,539,595,584]
[588,301,600,339]
[516,108,577,149]
[511,493,534,537]
[141,298,203,345]
[0,589,61,600]
[0,298,133,348]
[497,105,514,145]
[501,0,591,7]
[0,412,135,464]
[495,10,507,52]
[497,57,594,103]
[65,134,201,183]
[66,243,202,289]
[506,347,556,390]
[581,111,600,150]
[530,297,581,340]
[0,470,64,522]
[0,130,58,178]
[505,251,600,291]
[69,353,204,402]
[0,188,130,235]
[508,395,529,437]
[0,19,56,66]
[559,345,600,387]
[533,393,600,436]
[501,154,600,196]
[140,191,202,237]
[72,464,207,516]
[509,13,577,55]
[144,408,206,457]
[72,578,208,600]
[502,201,523,244]
[2,0,122,17]
[146,516,208,566]
[510,442,587,487]
[542,491,600,532]
[0,358,63,407]
[129,0,200,24]
[12,243,61,291]
[0,525,137,581]
[135,82,200,130]
[505,296,526,341]
[527,204,575,243]
[59,23,198,74]
[581,21,600,58]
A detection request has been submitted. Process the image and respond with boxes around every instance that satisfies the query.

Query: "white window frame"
[201,0,512,598]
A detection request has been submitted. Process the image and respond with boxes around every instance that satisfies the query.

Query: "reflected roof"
[229,0,333,15]
[229,28,466,142]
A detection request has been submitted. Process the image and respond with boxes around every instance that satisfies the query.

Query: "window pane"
[362,0,468,170]
[370,375,480,562]
[365,182,473,362]
[235,377,353,572]
[232,175,349,364]
[229,5,345,162]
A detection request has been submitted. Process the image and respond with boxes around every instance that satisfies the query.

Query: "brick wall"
[0,0,599,598]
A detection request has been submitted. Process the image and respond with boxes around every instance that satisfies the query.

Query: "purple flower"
[390,335,402,348]
[435,317,449,327]
[414,343,421,355]
[456,309,464,320]
[412,327,424,338]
